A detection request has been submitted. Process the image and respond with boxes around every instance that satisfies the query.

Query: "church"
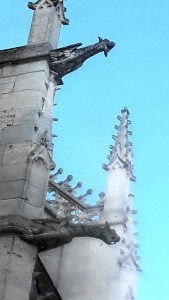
[0,1,139,299]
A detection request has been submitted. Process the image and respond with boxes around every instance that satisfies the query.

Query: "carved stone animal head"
[101,222,120,245]
[98,37,116,57]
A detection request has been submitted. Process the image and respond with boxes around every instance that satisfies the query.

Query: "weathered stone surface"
[24,158,49,207]
[28,6,61,48]
[57,237,121,300]
[21,201,44,219]
[28,159,48,187]
[0,82,14,94]
[0,236,37,300]
[13,107,39,126]
[29,25,50,44]
[0,76,16,85]
[14,71,48,94]
[0,180,25,200]
[0,198,22,216]
[2,60,49,78]
[1,124,37,145]
[0,111,15,128]
[28,59,50,78]
[3,142,32,164]
[39,247,63,286]
[26,184,45,208]
[0,145,6,165]
[2,63,29,77]
[0,163,27,183]
[0,42,51,65]
[0,90,44,111]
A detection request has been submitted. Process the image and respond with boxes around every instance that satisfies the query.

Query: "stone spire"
[101,107,136,223]
[46,108,138,300]
[103,107,136,182]
[100,108,138,300]
[28,0,69,48]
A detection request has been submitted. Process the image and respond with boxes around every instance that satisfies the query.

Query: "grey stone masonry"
[28,0,69,48]
[0,236,37,300]
[0,57,56,218]
[0,42,51,65]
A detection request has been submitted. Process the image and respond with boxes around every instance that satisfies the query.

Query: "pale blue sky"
[1,1,169,299]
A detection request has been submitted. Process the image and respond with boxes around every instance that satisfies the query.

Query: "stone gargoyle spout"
[50,37,115,82]
[0,215,120,251]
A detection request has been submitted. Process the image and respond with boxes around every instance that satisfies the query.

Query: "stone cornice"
[0,42,52,66]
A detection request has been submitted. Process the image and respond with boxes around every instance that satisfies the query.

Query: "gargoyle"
[0,215,120,251]
[50,37,115,82]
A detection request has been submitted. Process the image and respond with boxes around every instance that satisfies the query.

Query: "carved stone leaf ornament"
[28,0,69,25]
[28,145,52,171]
[28,0,62,10]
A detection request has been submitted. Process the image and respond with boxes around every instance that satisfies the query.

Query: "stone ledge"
[0,42,52,66]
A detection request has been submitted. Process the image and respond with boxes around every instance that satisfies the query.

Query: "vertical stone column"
[0,236,37,300]
[0,2,64,298]
[28,0,69,48]
[0,58,56,219]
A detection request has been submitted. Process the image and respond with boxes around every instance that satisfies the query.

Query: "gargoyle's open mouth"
[104,41,116,56]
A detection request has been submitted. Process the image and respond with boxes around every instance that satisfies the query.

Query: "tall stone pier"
[0,1,65,298]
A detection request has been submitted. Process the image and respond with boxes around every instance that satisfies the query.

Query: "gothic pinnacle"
[102,107,136,181]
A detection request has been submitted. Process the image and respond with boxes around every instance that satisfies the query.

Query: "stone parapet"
[0,42,51,66]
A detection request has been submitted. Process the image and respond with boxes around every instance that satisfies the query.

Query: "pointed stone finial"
[27,0,69,47]
[58,175,73,190]
[103,107,136,181]
[96,192,105,205]
[70,182,83,195]
[49,167,63,180]
[77,189,93,204]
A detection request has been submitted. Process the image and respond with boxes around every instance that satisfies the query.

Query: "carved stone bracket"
[0,215,120,251]
[49,37,115,84]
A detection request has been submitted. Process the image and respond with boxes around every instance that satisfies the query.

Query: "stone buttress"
[0,1,65,299]
[0,0,66,220]
[47,108,138,300]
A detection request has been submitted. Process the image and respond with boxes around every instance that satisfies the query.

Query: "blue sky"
[1,1,169,299]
